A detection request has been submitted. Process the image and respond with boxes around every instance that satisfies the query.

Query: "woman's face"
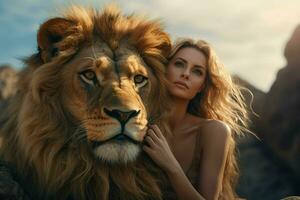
[166,47,207,100]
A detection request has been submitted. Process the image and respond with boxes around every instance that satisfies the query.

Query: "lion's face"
[60,43,152,163]
[0,6,171,199]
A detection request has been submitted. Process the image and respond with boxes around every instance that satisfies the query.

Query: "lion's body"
[0,6,171,200]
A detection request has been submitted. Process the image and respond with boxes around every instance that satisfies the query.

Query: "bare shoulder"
[201,119,231,144]
[185,114,231,142]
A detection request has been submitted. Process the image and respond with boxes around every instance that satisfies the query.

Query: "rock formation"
[259,25,300,178]
[0,65,18,112]
[236,24,300,199]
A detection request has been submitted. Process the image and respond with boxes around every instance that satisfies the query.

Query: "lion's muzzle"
[103,108,140,127]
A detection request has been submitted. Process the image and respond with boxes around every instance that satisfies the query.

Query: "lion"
[0,5,171,200]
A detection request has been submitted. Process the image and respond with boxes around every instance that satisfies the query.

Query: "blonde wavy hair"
[168,38,250,199]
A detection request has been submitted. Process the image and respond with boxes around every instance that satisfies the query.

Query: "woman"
[143,38,249,200]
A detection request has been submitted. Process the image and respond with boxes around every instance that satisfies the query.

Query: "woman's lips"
[174,81,189,89]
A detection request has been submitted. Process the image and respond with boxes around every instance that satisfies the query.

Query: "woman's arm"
[197,120,231,200]
[143,125,205,200]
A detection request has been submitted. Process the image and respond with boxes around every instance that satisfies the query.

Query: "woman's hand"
[143,125,206,200]
[143,124,181,174]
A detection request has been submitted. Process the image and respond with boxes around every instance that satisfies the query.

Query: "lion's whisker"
[92,43,98,60]
[82,56,96,62]
[62,126,87,147]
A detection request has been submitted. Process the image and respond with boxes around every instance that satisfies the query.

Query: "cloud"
[118,0,300,91]
[1,0,300,91]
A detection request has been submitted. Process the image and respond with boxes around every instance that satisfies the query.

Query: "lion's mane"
[0,5,171,200]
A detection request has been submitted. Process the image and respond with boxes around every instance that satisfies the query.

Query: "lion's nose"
[103,108,140,126]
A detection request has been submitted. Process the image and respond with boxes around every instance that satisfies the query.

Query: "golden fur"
[0,5,171,200]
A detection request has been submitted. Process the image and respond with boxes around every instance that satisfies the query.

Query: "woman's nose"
[181,69,190,79]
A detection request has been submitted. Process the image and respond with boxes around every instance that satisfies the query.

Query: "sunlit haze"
[1,0,299,92]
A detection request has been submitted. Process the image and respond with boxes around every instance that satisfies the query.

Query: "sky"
[0,0,300,92]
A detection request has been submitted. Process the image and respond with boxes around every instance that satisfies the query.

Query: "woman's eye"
[193,69,203,76]
[134,74,148,88]
[174,61,184,67]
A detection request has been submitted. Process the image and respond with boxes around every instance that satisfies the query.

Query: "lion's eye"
[79,70,98,85]
[134,74,148,88]
[82,70,95,80]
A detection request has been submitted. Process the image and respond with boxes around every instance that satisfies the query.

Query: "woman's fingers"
[147,129,160,143]
[143,145,154,156]
[144,135,156,147]
[149,124,165,140]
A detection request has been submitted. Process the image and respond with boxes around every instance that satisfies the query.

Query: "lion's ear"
[37,18,75,63]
